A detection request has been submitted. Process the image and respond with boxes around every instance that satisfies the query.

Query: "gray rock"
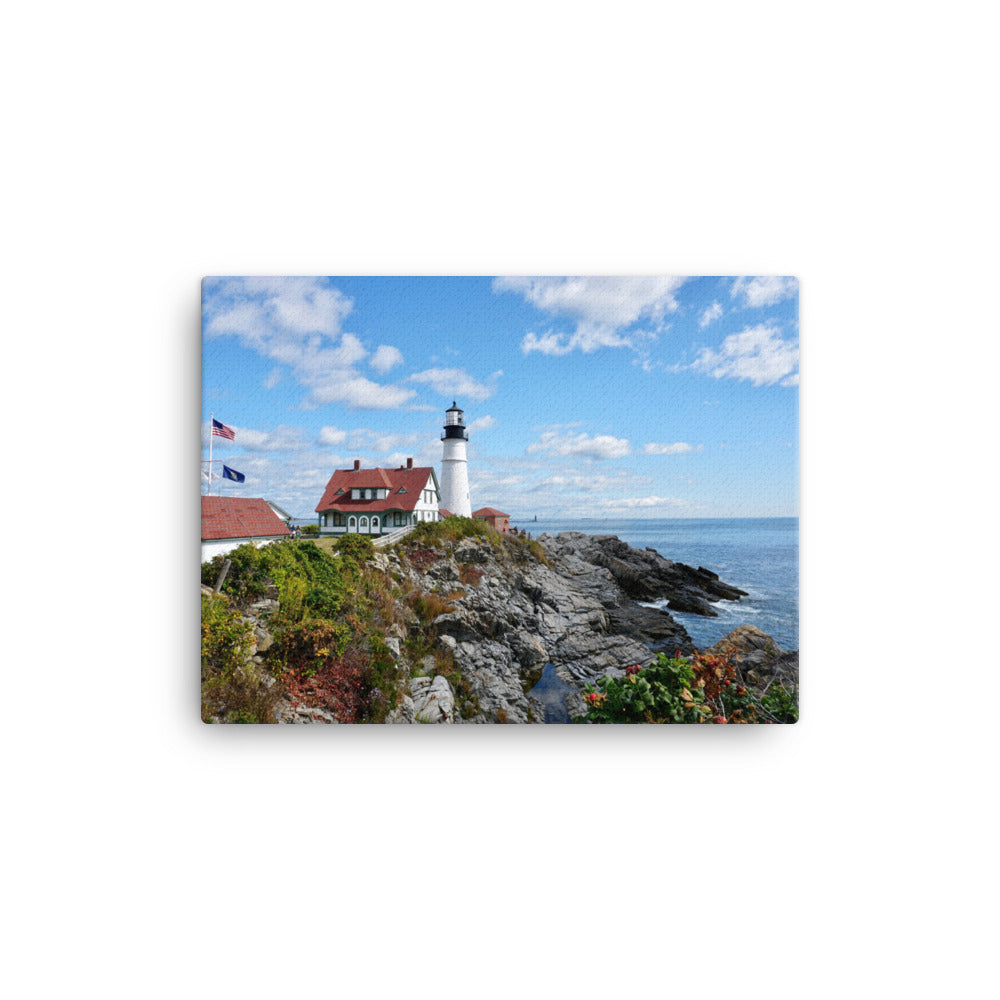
[253,625,274,653]
[385,695,415,724]
[411,675,455,724]
[454,538,490,564]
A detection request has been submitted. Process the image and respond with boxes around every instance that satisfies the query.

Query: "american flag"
[211,418,235,440]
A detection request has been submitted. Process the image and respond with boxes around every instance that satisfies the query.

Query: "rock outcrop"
[378,530,755,723]
[705,624,799,693]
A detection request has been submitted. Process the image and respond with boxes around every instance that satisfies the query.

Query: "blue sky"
[201,276,798,520]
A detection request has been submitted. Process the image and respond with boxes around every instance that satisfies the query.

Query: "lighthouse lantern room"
[439,401,471,516]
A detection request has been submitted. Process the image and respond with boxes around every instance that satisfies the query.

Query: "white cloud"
[597,496,694,510]
[643,442,695,455]
[527,430,631,460]
[203,277,415,410]
[731,276,798,308]
[233,425,309,452]
[318,426,348,446]
[207,277,353,339]
[370,344,404,374]
[263,368,282,389]
[303,374,416,410]
[467,414,497,433]
[698,301,723,328]
[496,276,686,356]
[520,331,573,356]
[406,367,498,401]
[319,425,419,454]
[690,323,798,387]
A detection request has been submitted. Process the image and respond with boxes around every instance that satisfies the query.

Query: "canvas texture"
[201,276,799,724]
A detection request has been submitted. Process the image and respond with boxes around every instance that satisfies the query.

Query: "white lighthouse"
[439,401,471,516]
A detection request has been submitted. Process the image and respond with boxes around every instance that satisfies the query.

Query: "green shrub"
[580,650,798,725]
[760,682,799,723]
[299,523,319,535]
[201,594,280,723]
[201,593,256,676]
[276,620,353,676]
[408,517,495,547]
[334,533,375,562]
[201,544,271,604]
[579,654,708,724]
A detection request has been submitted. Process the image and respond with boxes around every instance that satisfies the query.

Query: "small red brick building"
[472,506,511,532]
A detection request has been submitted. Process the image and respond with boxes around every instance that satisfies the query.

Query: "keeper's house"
[315,458,441,537]
[201,496,292,562]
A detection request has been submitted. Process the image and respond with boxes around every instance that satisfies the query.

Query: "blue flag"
[222,464,245,483]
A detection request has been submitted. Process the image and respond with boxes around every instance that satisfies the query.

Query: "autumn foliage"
[579,649,797,724]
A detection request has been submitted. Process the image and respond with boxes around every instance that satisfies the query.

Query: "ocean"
[524,517,799,652]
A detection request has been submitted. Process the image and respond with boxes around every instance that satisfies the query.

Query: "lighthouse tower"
[439,401,471,516]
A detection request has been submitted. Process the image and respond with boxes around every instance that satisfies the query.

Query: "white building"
[315,458,440,536]
[439,401,471,517]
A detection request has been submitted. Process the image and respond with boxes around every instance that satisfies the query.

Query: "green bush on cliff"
[332,532,375,561]
[578,654,708,724]
[201,593,280,723]
[202,541,352,625]
[201,592,255,675]
[201,539,407,723]
[578,649,798,724]
[408,517,495,547]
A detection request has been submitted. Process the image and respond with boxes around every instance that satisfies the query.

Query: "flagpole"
[208,412,213,495]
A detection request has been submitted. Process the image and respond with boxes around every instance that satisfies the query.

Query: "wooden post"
[214,558,231,593]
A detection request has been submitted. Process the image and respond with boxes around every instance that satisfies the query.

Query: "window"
[333,512,345,527]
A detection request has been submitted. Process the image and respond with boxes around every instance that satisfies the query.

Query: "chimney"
[406,457,413,468]
[353,459,361,471]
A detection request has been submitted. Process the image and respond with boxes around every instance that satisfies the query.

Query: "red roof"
[201,496,292,541]
[473,507,509,518]
[315,465,437,514]
[438,508,454,518]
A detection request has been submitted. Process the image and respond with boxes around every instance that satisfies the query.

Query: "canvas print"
[201,276,799,724]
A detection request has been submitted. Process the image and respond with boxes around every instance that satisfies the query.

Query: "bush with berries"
[579,649,797,724]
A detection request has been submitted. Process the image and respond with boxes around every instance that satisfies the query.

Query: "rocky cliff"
[222,528,795,724]
[376,530,758,724]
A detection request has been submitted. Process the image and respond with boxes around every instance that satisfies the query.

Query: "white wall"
[200,536,284,564]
